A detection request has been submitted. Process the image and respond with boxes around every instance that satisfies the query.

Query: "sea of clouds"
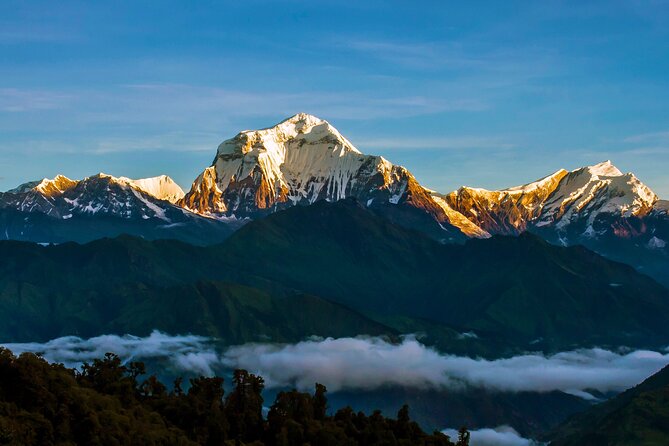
[4,331,669,399]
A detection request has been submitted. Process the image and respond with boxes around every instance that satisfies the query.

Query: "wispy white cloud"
[354,136,514,152]
[341,38,561,83]
[119,83,482,120]
[617,146,669,156]
[623,130,669,144]
[618,130,669,157]
[89,131,220,154]
[0,131,219,156]
[0,83,477,129]
[0,88,73,112]
[0,25,81,44]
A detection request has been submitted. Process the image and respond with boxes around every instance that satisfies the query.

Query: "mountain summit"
[180,113,481,240]
[445,160,659,237]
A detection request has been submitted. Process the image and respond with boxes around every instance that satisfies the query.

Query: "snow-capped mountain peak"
[441,159,661,244]
[180,113,475,240]
[185,114,409,214]
[0,172,189,221]
[586,160,623,177]
[121,175,185,203]
[538,161,658,229]
[8,174,78,196]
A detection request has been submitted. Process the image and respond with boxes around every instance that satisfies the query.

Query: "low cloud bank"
[222,336,669,395]
[4,332,669,397]
[442,426,541,446]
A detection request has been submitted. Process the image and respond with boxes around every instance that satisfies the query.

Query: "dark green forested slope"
[0,348,463,446]
[0,199,668,351]
[548,365,669,445]
[0,277,393,344]
[218,199,669,351]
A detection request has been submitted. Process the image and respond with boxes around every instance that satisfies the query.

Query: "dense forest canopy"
[0,348,469,446]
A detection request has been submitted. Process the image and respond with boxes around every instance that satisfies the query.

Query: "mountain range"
[1,113,667,285]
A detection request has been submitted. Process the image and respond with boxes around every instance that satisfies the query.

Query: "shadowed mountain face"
[0,235,393,344]
[219,199,669,351]
[0,199,667,354]
[548,365,669,445]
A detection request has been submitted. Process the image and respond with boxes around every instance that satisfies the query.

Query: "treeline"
[0,349,468,446]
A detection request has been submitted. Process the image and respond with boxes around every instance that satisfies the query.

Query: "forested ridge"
[0,348,468,446]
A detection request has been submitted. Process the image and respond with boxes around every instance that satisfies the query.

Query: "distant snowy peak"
[1,175,80,217]
[537,161,658,229]
[8,174,78,196]
[180,113,482,240]
[445,160,661,238]
[122,175,185,203]
[1,173,188,221]
[6,173,184,203]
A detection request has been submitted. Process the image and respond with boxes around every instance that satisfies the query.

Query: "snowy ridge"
[430,195,491,238]
[443,169,569,234]
[537,161,658,229]
[505,169,570,194]
[445,159,664,248]
[1,173,191,221]
[8,174,78,197]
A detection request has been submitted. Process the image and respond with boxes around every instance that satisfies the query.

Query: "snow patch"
[130,188,170,222]
[648,236,666,249]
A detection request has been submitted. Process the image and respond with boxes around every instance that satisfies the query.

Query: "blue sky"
[1,0,668,195]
